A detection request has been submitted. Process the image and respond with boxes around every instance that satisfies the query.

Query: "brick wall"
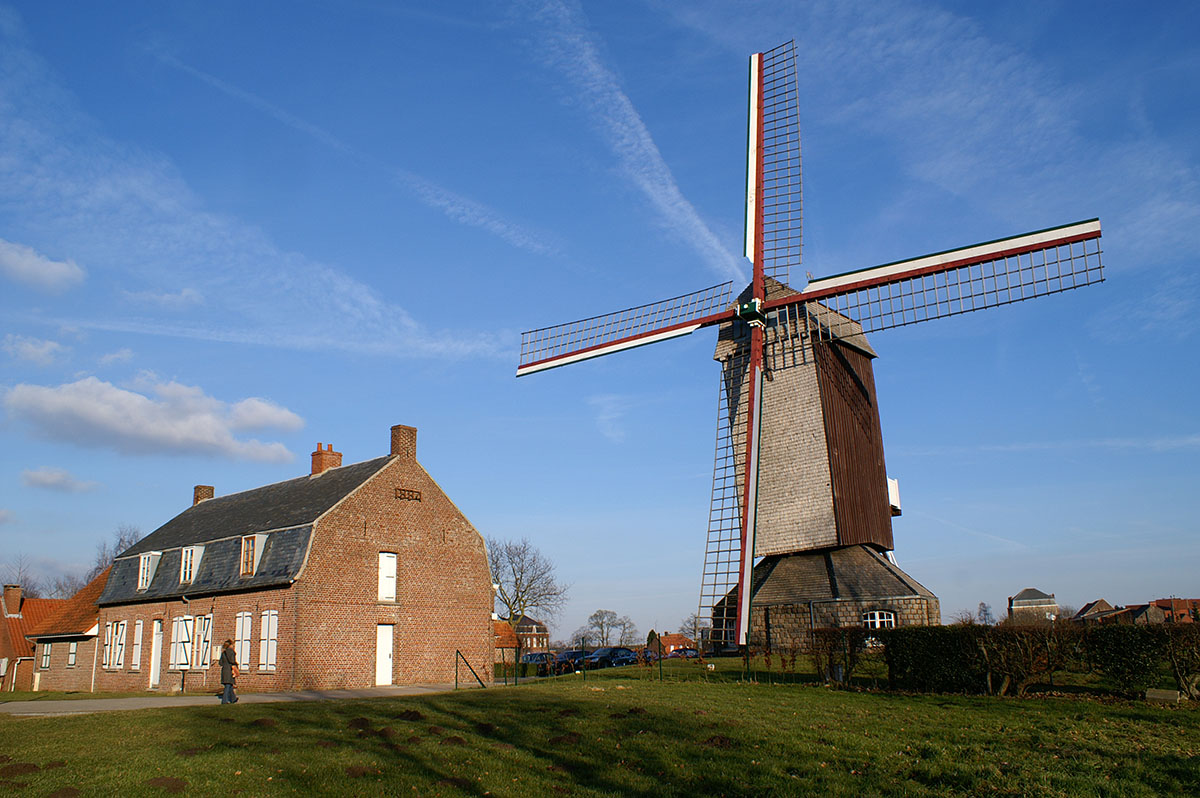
[32,638,98,692]
[749,596,941,653]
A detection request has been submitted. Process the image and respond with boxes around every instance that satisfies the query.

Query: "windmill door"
[375,624,394,686]
[149,620,163,688]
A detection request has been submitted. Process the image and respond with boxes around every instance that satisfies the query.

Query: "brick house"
[93,424,493,693]
[493,619,517,663]
[1,584,64,692]
[1007,587,1059,625]
[509,615,550,652]
[26,568,110,692]
[656,633,695,654]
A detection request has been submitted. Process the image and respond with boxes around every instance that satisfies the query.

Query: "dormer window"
[137,552,162,590]
[240,536,256,576]
[180,546,203,584]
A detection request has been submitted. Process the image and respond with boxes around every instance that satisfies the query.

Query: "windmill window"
[862,610,896,630]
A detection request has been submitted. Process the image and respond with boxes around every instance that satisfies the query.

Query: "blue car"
[584,647,634,669]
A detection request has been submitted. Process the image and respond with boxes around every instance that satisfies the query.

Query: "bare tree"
[679,612,710,642]
[586,609,619,646]
[87,524,142,581]
[2,553,44,598]
[486,537,569,622]
[976,602,996,626]
[616,615,640,646]
[46,574,86,599]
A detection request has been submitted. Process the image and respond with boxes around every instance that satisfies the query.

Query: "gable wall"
[292,455,493,689]
[31,638,98,692]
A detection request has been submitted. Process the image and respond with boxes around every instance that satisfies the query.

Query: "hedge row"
[873,623,1200,697]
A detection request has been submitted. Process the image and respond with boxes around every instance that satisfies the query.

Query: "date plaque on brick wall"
[395,487,422,502]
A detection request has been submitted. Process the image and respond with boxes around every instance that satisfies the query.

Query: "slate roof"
[28,567,110,639]
[122,456,391,556]
[1011,588,1056,606]
[749,545,936,605]
[99,455,391,606]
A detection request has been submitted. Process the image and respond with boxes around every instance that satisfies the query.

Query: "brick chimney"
[391,425,416,459]
[311,442,343,475]
[193,485,214,506]
[3,584,21,615]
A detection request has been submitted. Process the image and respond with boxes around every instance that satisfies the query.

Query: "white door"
[149,620,163,687]
[375,624,394,686]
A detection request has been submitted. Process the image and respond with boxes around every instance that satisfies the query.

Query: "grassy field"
[1,668,1196,796]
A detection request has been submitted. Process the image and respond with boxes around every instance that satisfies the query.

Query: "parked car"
[553,649,588,674]
[637,648,659,663]
[665,647,699,659]
[611,649,640,667]
[583,647,634,669]
[519,651,554,676]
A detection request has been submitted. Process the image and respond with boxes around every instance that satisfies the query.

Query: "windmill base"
[729,545,940,653]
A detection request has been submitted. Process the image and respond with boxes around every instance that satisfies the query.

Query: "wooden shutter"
[378,552,397,601]
[131,620,143,670]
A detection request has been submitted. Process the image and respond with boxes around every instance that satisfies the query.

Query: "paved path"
[0,683,468,717]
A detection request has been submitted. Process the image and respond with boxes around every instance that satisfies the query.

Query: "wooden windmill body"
[517,41,1104,648]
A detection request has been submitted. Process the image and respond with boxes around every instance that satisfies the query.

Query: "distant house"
[1072,598,1115,624]
[1100,604,1167,625]
[508,616,550,652]
[656,633,695,653]
[493,619,517,663]
[1152,598,1200,623]
[26,568,110,692]
[93,424,493,693]
[1007,587,1059,625]
[1,584,64,692]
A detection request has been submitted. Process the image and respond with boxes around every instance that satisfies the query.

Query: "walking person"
[218,639,239,704]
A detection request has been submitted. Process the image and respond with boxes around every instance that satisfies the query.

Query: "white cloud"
[121,287,204,308]
[520,0,745,283]
[0,509,12,525]
[2,334,67,365]
[0,237,85,293]
[4,376,302,462]
[588,393,632,442]
[99,348,133,366]
[20,466,99,493]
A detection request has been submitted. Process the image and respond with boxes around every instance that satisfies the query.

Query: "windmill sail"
[755,41,802,287]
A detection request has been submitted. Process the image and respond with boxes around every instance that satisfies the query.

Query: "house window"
[170,616,194,670]
[258,610,279,671]
[180,546,202,583]
[192,615,213,669]
[68,641,77,667]
[862,610,896,630]
[240,537,256,576]
[113,620,127,668]
[0,658,7,677]
[131,620,143,671]
[138,554,154,590]
[40,643,51,669]
[235,611,253,669]
[103,622,112,668]
[378,552,397,602]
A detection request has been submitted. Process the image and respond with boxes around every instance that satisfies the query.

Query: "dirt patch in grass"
[176,747,209,757]
[145,776,187,793]
[427,726,445,736]
[406,736,423,745]
[557,708,579,717]
[549,733,581,745]
[0,756,9,763]
[316,740,337,748]
[627,707,647,715]
[0,780,28,790]
[376,726,396,739]
[347,717,372,731]
[702,735,737,749]
[437,777,472,789]
[0,763,38,777]
[250,718,277,728]
[441,736,467,746]
[396,709,425,721]
[346,765,380,778]
[475,722,496,734]
[43,761,66,769]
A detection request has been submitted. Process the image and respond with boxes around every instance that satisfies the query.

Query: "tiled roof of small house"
[749,545,936,606]
[494,620,517,648]
[99,456,392,606]
[28,568,110,639]
[1,593,64,661]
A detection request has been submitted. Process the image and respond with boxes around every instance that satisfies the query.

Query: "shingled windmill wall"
[714,279,894,557]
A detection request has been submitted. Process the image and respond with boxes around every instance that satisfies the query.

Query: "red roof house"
[1,584,65,692]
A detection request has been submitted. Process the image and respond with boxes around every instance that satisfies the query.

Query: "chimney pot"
[3,584,21,615]
[193,485,214,506]
[391,424,417,459]
[311,442,343,475]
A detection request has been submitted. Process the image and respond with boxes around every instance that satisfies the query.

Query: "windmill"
[516,41,1103,650]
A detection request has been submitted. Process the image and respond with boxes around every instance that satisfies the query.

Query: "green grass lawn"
[1,673,1196,796]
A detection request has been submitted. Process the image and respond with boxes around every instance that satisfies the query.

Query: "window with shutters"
[131,619,143,671]
[67,641,77,667]
[40,643,51,669]
[102,622,112,668]
[258,610,279,671]
[170,615,194,670]
[192,614,213,669]
[378,552,397,602]
[235,611,253,668]
[113,620,127,668]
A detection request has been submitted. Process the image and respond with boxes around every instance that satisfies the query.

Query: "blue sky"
[1,1,1196,637]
